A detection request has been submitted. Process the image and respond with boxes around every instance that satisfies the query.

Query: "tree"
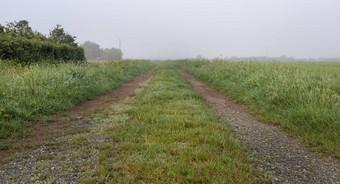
[81,41,103,60]
[102,48,123,60]
[33,31,48,41]
[5,20,33,38]
[49,24,77,46]
[81,40,123,61]
[0,24,4,33]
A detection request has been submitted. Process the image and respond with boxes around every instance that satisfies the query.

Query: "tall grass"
[89,64,260,183]
[176,60,340,159]
[0,60,154,140]
[281,62,340,76]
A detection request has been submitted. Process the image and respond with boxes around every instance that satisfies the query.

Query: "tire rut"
[0,69,156,183]
[178,68,340,184]
[0,68,156,164]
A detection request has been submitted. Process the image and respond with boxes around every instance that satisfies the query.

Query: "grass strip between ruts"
[88,64,260,183]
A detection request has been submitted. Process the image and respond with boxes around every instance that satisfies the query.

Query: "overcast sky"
[1,0,340,59]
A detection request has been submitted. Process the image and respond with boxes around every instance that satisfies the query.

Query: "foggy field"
[176,60,340,159]
[1,0,340,183]
[0,60,339,183]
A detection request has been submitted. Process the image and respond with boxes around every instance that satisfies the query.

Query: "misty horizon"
[1,0,340,60]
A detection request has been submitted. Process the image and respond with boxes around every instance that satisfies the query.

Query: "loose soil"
[0,68,155,164]
[178,69,340,184]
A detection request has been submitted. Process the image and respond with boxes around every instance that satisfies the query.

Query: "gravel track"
[0,69,155,183]
[178,69,340,184]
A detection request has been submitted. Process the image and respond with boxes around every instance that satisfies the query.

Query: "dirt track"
[1,67,339,183]
[178,69,340,184]
[0,68,155,163]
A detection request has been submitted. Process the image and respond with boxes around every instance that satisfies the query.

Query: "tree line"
[81,41,122,61]
[0,20,85,63]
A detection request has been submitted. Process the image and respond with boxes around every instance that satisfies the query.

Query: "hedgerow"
[0,20,85,63]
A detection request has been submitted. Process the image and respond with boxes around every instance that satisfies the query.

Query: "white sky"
[1,0,340,59]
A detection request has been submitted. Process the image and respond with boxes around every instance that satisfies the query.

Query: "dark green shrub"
[0,20,85,63]
[0,34,84,63]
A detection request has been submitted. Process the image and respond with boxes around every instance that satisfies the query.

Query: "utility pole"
[119,39,122,50]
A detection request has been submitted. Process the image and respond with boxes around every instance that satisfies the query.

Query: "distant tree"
[81,41,103,60]
[196,55,204,60]
[81,40,123,61]
[102,48,123,60]
[49,24,77,46]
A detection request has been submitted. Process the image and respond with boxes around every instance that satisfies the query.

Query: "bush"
[0,34,85,64]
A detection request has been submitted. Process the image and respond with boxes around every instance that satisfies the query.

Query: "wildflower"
[3,93,5,95]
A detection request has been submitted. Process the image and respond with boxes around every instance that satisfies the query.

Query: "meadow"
[0,60,153,143]
[176,60,340,159]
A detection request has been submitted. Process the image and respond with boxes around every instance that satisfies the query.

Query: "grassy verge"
[175,60,340,159]
[86,64,260,183]
[0,60,154,140]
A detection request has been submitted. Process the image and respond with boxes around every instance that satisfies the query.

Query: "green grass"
[87,64,261,183]
[0,59,154,141]
[281,61,340,76]
[176,60,340,159]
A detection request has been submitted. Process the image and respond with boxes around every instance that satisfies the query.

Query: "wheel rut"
[0,68,156,164]
[178,68,340,184]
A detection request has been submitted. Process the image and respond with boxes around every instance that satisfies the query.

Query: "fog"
[1,0,340,59]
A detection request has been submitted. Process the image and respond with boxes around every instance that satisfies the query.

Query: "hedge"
[0,35,85,63]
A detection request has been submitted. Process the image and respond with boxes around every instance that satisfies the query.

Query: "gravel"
[179,69,340,184]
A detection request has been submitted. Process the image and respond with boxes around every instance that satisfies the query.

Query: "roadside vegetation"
[85,64,261,183]
[0,59,153,143]
[176,60,340,159]
[0,20,84,64]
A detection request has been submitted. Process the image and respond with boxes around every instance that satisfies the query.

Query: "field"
[1,60,339,183]
[176,60,340,159]
[281,62,340,75]
[0,60,153,143]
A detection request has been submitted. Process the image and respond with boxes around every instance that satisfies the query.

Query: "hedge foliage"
[0,20,85,64]
[0,35,85,63]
